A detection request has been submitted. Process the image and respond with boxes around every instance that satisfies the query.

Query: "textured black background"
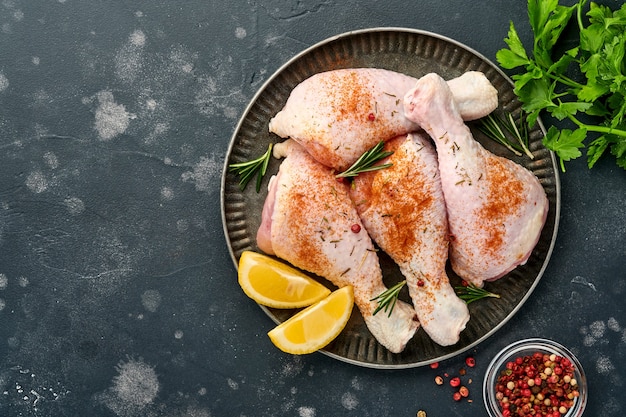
[0,1,624,416]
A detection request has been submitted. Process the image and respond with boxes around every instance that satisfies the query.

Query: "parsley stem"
[576,0,587,30]
[548,73,583,90]
[567,114,626,137]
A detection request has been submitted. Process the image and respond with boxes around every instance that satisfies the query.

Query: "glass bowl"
[483,338,587,417]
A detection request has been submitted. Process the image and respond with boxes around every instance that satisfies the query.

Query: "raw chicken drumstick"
[256,140,419,353]
[350,133,469,346]
[269,69,498,171]
[403,73,549,286]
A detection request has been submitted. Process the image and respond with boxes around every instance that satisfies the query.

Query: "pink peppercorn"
[450,377,461,388]
[494,351,579,417]
[350,224,361,233]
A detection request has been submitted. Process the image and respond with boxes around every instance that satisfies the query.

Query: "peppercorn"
[494,351,579,417]
[450,377,461,388]
[434,375,444,385]
[465,356,476,367]
[350,224,361,233]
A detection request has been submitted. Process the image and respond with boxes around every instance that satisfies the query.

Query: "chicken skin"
[269,69,497,171]
[403,73,549,286]
[256,140,419,353]
[350,133,469,346]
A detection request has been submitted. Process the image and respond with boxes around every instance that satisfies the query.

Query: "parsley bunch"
[496,0,626,171]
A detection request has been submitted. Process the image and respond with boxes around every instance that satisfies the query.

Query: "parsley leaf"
[542,127,586,171]
[497,0,626,170]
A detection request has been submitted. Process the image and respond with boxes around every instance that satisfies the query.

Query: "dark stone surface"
[0,1,624,416]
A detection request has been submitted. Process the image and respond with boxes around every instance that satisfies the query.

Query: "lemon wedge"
[238,251,331,309]
[268,286,354,354]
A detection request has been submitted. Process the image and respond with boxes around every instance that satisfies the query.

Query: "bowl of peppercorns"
[483,338,587,417]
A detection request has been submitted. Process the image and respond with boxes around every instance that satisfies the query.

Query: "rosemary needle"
[454,283,500,304]
[478,112,534,159]
[336,141,393,178]
[228,143,273,192]
[371,280,406,317]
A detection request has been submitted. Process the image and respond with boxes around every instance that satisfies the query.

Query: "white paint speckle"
[297,406,316,417]
[106,358,159,411]
[43,151,59,169]
[129,30,146,47]
[350,376,362,391]
[115,31,145,83]
[141,289,161,313]
[582,334,595,346]
[235,27,247,39]
[65,197,85,215]
[596,355,615,375]
[146,99,157,110]
[32,56,40,65]
[174,330,183,339]
[571,275,597,291]
[93,91,133,141]
[589,320,606,339]
[198,387,207,396]
[160,186,174,201]
[176,219,188,233]
[226,378,239,390]
[12,9,23,21]
[607,317,621,332]
[0,299,6,311]
[181,63,193,73]
[0,274,7,289]
[181,156,221,193]
[17,276,29,287]
[280,357,304,378]
[152,121,168,135]
[135,11,143,18]
[25,171,48,193]
[0,73,8,92]
[222,106,238,120]
[341,392,358,410]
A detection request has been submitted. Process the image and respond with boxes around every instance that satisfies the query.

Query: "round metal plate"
[221,28,560,369]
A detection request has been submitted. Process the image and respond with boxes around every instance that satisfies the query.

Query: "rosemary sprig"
[228,143,273,192]
[454,283,500,304]
[478,112,534,159]
[371,280,406,317]
[335,141,393,178]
